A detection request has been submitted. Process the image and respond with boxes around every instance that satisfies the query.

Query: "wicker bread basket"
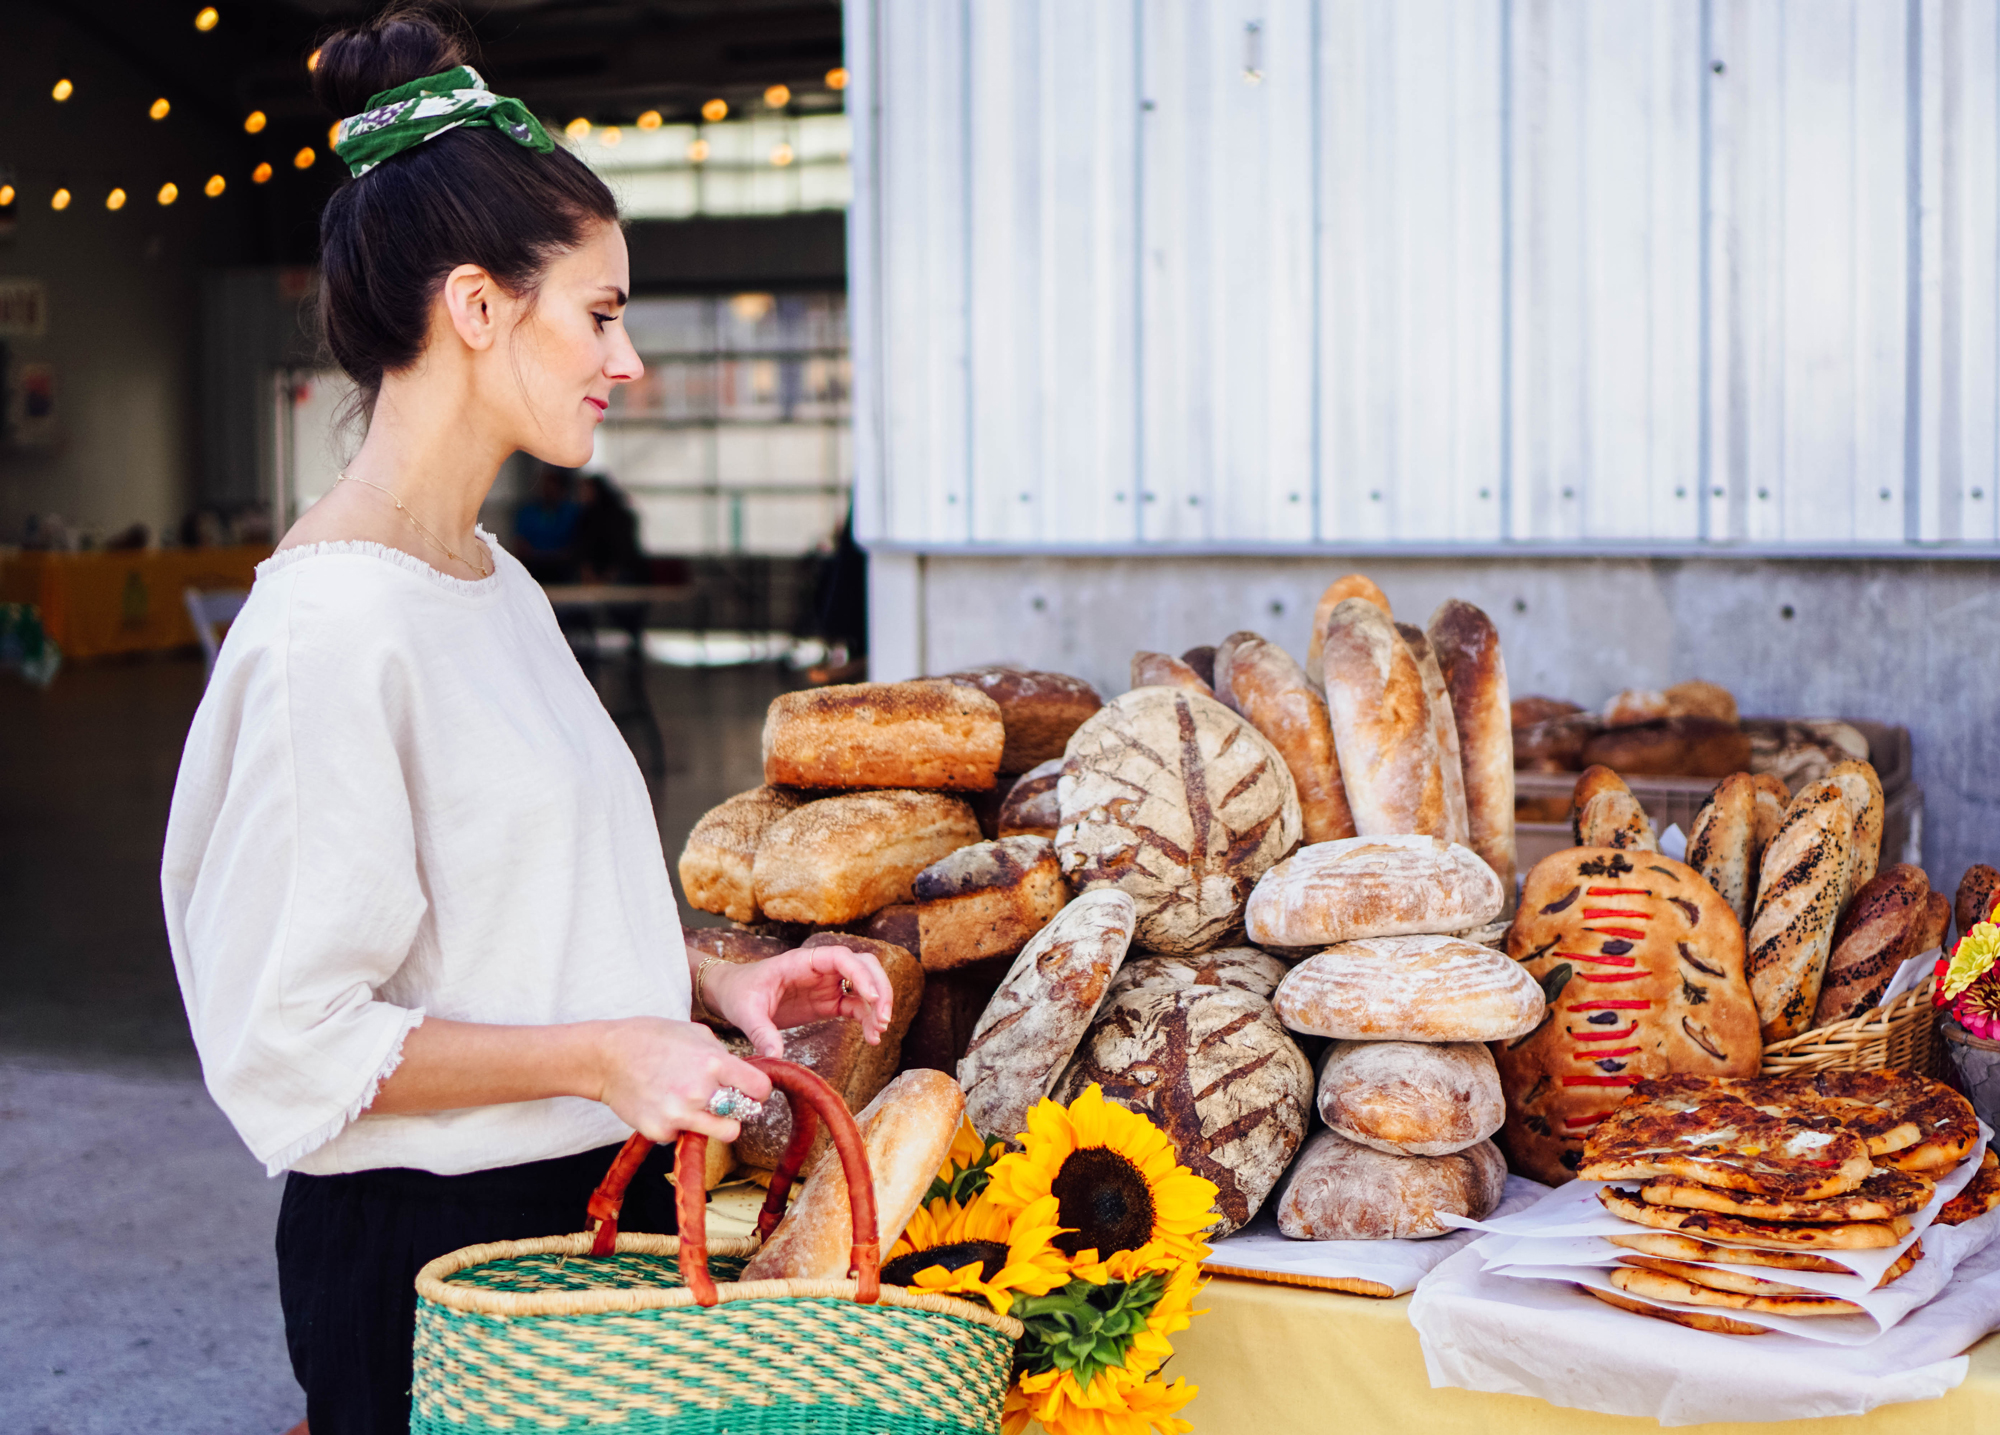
[1758,971,1942,1079]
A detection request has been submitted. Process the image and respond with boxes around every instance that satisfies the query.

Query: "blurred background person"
[511,462,581,583]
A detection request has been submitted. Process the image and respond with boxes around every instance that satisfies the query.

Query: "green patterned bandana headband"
[333,65,553,178]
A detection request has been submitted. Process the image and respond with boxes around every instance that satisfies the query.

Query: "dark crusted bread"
[1179,645,1217,688]
[1813,864,1929,1024]
[996,757,1064,839]
[1429,599,1516,898]
[1129,650,1214,697]
[798,930,924,1110]
[763,679,1004,791]
[913,835,1069,971]
[1956,865,2000,944]
[1582,717,1752,779]
[945,666,1103,775]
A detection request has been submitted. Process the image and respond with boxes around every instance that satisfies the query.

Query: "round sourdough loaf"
[1276,1129,1507,1239]
[1055,982,1311,1234]
[1105,946,1290,1004]
[1244,835,1503,948]
[1057,687,1302,956]
[957,889,1136,1142]
[1272,935,1544,1042]
[1316,1039,1504,1156]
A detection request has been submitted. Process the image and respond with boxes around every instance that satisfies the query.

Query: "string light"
[194,6,219,30]
[150,97,172,120]
[770,143,794,167]
[306,47,321,72]
[764,84,791,108]
[157,182,179,205]
[564,117,591,141]
[51,188,71,210]
[204,174,226,197]
[243,110,266,134]
[293,147,316,170]
[0,185,14,206]
[702,98,728,122]
[252,162,273,184]
[52,78,73,101]
[328,122,340,146]
[826,68,849,91]
[636,110,662,130]
[106,188,128,211]
[687,139,710,163]
[600,125,622,147]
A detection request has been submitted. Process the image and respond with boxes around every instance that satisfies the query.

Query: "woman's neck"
[340,373,513,542]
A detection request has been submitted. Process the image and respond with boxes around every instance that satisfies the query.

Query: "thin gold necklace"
[335,472,493,579]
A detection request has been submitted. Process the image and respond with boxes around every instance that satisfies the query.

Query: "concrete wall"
[869,551,2000,891]
[0,5,247,542]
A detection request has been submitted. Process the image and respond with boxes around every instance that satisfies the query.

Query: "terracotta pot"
[1942,1017,2000,1132]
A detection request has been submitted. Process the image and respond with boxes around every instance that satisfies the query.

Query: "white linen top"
[161,533,689,1177]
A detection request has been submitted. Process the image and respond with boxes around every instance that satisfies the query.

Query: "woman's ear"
[439,263,503,352]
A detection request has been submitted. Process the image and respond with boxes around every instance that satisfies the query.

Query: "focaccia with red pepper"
[1580,1078,1871,1198]
[1496,848,1763,1184]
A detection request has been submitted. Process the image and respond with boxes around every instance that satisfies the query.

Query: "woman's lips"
[585,397,608,418]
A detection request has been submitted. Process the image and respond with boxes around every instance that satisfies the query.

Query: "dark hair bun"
[312,2,471,116]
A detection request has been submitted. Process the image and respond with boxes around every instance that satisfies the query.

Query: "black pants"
[277,1142,677,1435]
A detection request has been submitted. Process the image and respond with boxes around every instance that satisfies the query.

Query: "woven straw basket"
[1758,970,1943,1079]
[411,1058,1024,1435]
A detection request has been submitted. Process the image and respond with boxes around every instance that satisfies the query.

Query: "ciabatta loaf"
[679,786,810,924]
[1212,632,1356,844]
[1305,574,1391,685]
[1746,779,1855,1041]
[996,757,1064,839]
[945,667,1102,775]
[752,790,982,925]
[1317,1039,1504,1157]
[1320,598,1452,839]
[763,680,1004,791]
[1272,935,1544,1043]
[1398,624,1470,845]
[1427,600,1516,897]
[1276,1130,1505,1240]
[1244,835,1502,948]
[741,1068,964,1282]
[1057,687,1301,955]
[913,835,1068,971]
[1129,651,1213,697]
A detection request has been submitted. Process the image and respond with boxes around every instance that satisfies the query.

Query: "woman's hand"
[702,946,894,1059]
[591,1017,773,1144]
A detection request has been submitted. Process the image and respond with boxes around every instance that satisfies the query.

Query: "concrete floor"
[0,649,792,1433]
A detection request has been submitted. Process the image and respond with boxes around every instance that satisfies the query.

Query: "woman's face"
[498,221,642,467]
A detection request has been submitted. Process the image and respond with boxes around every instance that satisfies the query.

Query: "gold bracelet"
[693,954,729,1021]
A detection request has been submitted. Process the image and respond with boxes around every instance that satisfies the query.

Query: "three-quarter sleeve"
[164,573,430,1174]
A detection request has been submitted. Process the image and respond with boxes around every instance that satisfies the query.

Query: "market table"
[1162,1277,2000,1435]
[0,546,269,659]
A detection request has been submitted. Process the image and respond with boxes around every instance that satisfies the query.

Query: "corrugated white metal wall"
[848,0,1999,551]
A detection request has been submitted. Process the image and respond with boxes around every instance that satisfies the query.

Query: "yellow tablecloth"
[0,546,269,659]
[1161,1276,2000,1434]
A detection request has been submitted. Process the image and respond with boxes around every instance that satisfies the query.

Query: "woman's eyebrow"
[594,285,629,307]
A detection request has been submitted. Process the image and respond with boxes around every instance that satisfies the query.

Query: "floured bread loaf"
[1571,766,1658,851]
[1317,1040,1504,1157]
[1276,1130,1505,1239]
[1398,624,1470,845]
[1105,947,1290,1004]
[752,790,982,925]
[1747,778,1855,1040]
[1244,835,1502,948]
[946,667,1102,775]
[763,680,1004,791]
[1129,651,1214,696]
[799,931,924,1109]
[958,890,1136,1141]
[1212,631,1356,844]
[1056,981,1311,1234]
[1320,598,1453,839]
[679,786,811,924]
[913,835,1069,970]
[996,758,1064,838]
[742,1068,964,1282]
[1272,935,1544,1043]
[1305,574,1391,685]
[1057,687,1301,956]
[1428,600,1516,899]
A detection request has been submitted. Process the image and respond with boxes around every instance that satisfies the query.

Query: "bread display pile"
[1511,682,1748,781]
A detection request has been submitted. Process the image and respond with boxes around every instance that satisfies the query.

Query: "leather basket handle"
[582,1056,881,1308]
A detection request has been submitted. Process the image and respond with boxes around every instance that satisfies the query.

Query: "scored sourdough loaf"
[944,667,1103,776]
[1055,981,1312,1234]
[1316,1039,1504,1157]
[1320,598,1453,839]
[1398,624,1471,845]
[996,758,1064,839]
[1129,651,1214,697]
[1570,766,1658,851]
[678,786,811,924]
[1813,864,1931,1025]
[957,889,1136,1142]
[763,680,1004,791]
[1428,600,1516,897]
[1105,947,1291,1004]
[751,790,983,926]
[1244,835,1503,949]
[741,1068,965,1283]
[912,835,1069,971]
[1305,574,1392,685]
[1212,631,1357,844]
[1276,1130,1505,1240]
[1057,687,1301,956]
[1272,935,1545,1043]
[1497,848,1759,1185]
[1746,777,1856,1041]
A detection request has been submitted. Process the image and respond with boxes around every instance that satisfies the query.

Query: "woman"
[159,9,891,1432]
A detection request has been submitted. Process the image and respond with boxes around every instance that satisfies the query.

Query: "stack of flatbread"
[1572,1071,1992,1335]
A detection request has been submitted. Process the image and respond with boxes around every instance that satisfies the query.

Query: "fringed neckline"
[259,528,503,595]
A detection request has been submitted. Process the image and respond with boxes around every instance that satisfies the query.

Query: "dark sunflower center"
[1049,1147,1155,1256]
[880,1240,1010,1288]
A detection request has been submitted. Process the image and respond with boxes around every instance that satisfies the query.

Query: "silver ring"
[839,978,853,997]
[707,1086,759,1120]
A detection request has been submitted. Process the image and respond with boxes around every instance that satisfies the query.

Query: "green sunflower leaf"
[1012,1272,1172,1390]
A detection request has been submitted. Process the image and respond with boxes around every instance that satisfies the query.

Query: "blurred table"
[539,583,696,610]
[0,547,269,659]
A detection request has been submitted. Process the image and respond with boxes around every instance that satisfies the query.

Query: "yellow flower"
[1003,1363,1198,1435]
[987,1085,1219,1267]
[1942,921,2000,1000]
[882,1190,1069,1314]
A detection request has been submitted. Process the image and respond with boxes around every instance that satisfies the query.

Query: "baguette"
[1129,650,1214,697]
[1427,600,1515,896]
[1827,760,1886,896]
[1812,865,1929,1025]
[1320,598,1452,839]
[1570,765,1657,851]
[1305,574,1392,685]
[1747,774,1792,910]
[1746,779,1855,1041]
[1398,624,1470,845]
[1686,773,1759,924]
[1212,631,1356,844]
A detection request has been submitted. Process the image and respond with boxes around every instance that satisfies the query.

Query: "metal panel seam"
[1499,0,1514,541]
[1905,0,1925,542]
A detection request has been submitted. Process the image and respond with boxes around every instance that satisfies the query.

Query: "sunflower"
[987,1085,1219,1266]
[880,1190,1069,1314]
[927,1113,1009,1206]
[1002,1364,1197,1435]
